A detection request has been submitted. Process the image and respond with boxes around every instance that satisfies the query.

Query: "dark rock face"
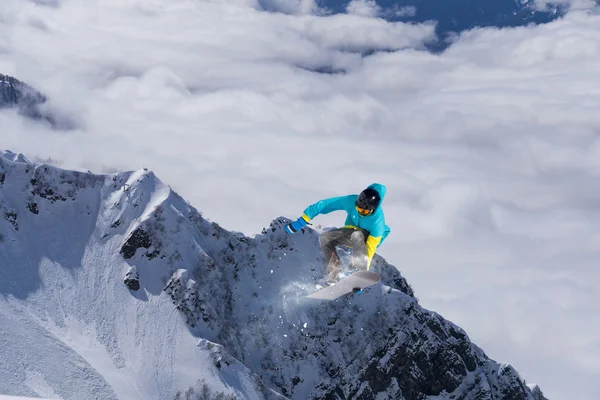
[27,202,39,214]
[0,74,47,120]
[124,277,140,291]
[119,223,164,260]
[164,270,221,328]
[123,266,140,291]
[4,210,18,231]
[120,227,152,259]
[30,177,68,203]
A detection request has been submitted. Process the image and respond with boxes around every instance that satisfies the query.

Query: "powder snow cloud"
[1,1,600,399]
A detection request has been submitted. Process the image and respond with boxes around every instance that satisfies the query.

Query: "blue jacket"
[301,183,390,268]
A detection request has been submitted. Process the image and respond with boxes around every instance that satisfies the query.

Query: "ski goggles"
[356,205,373,216]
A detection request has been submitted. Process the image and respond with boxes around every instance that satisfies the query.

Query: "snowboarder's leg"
[349,229,369,271]
[319,228,356,282]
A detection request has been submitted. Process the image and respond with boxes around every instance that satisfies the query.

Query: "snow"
[0,150,30,163]
[0,155,278,400]
[0,153,547,400]
[0,397,53,400]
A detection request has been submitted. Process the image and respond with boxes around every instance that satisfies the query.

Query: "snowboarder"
[285,183,390,282]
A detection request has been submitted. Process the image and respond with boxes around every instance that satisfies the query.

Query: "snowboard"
[306,270,381,300]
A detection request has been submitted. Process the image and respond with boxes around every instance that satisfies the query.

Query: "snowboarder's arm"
[286,196,354,235]
[284,215,309,234]
[302,195,355,221]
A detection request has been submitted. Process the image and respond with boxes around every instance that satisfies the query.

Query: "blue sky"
[260,0,565,50]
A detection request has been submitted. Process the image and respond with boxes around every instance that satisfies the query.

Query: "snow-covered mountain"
[0,150,549,400]
[0,74,46,120]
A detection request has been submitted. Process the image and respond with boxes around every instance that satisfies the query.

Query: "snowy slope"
[0,151,282,400]
[0,396,52,400]
[0,151,549,400]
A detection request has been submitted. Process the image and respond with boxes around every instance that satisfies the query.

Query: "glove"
[284,216,309,234]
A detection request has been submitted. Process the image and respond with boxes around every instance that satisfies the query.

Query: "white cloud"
[533,0,598,12]
[388,4,417,17]
[290,14,436,52]
[346,0,381,18]
[257,0,321,15]
[346,0,417,19]
[2,1,600,399]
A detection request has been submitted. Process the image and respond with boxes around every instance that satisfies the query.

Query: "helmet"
[356,188,380,214]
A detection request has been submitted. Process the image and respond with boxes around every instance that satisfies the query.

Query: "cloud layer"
[2,1,600,398]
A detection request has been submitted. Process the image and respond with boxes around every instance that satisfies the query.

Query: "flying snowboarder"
[285,183,391,282]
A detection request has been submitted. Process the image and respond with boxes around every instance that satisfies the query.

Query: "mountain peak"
[1,150,31,164]
[0,74,47,121]
[0,152,549,400]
